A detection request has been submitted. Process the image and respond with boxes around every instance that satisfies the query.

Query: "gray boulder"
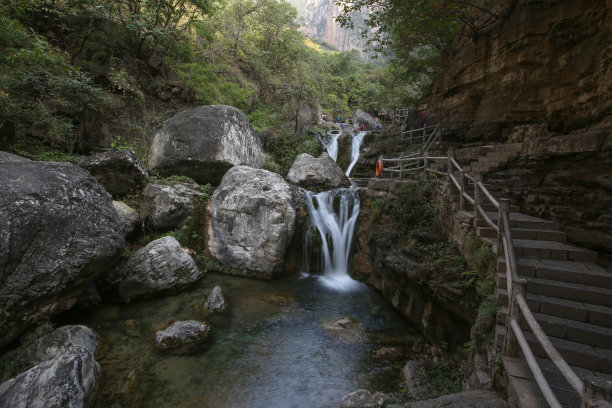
[78,149,147,196]
[0,325,101,408]
[341,389,385,408]
[203,286,225,313]
[113,200,140,235]
[19,325,99,364]
[0,353,101,408]
[155,320,210,354]
[0,152,125,347]
[107,236,200,302]
[208,166,296,279]
[143,183,202,230]
[352,109,377,129]
[149,105,265,185]
[286,152,350,191]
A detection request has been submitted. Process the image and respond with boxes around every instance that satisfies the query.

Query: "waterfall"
[303,188,360,290]
[318,131,342,162]
[345,131,367,177]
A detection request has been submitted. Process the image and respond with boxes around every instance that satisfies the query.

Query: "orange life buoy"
[375,159,382,177]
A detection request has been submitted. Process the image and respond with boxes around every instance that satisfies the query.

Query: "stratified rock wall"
[429,0,611,140]
[287,0,369,56]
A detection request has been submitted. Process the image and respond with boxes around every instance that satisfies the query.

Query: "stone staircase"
[470,206,612,407]
[463,143,522,175]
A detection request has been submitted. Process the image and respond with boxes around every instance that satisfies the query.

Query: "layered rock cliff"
[287,0,369,55]
[427,0,612,260]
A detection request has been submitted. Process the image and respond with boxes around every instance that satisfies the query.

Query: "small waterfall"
[345,131,367,177]
[303,188,360,290]
[318,131,342,162]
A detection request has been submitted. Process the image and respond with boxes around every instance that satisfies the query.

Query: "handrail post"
[504,277,527,357]
[400,158,404,180]
[447,148,454,182]
[498,199,510,258]
[459,171,467,210]
[422,126,425,143]
[473,173,483,229]
[423,151,430,179]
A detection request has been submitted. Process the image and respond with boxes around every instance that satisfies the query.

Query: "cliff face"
[427,0,612,260]
[429,0,611,141]
[287,0,369,55]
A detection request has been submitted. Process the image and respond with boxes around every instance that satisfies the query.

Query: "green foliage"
[263,128,323,176]
[391,180,438,230]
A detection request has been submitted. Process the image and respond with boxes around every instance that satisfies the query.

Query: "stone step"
[478,226,566,242]
[512,239,598,262]
[524,331,612,374]
[478,211,561,230]
[528,294,612,329]
[498,258,612,290]
[525,277,612,307]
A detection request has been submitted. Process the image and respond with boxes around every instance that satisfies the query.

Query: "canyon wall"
[428,0,611,141]
[287,0,370,56]
[428,0,612,260]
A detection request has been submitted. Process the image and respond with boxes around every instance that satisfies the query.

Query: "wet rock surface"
[341,389,386,408]
[387,391,509,408]
[0,152,125,347]
[78,149,147,196]
[0,325,101,408]
[148,105,265,185]
[286,152,350,191]
[203,286,225,313]
[154,320,210,354]
[208,166,296,278]
[105,236,201,302]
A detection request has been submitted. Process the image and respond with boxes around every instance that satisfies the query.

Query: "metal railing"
[401,124,438,145]
[377,147,607,407]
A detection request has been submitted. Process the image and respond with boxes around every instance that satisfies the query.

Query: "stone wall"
[428,0,611,142]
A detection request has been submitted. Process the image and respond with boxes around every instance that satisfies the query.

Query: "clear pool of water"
[81,272,420,408]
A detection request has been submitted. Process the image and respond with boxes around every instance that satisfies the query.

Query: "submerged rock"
[286,152,350,191]
[113,200,140,235]
[208,166,296,278]
[154,320,210,354]
[0,325,101,408]
[143,182,202,230]
[78,149,147,196]
[0,152,125,347]
[149,105,265,185]
[341,389,385,408]
[106,236,201,302]
[203,286,225,313]
[321,316,367,344]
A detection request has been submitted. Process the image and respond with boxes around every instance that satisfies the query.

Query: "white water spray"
[345,131,367,177]
[303,188,360,290]
[318,131,342,162]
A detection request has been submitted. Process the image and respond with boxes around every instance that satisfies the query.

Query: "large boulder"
[106,236,201,302]
[0,353,101,408]
[0,325,101,408]
[154,320,210,354]
[286,152,350,191]
[143,182,202,230]
[0,152,125,347]
[352,109,377,129]
[149,105,265,185]
[208,166,296,278]
[78,149,147,196]
[19,325,99,364]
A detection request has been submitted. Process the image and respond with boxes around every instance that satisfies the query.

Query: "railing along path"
[375,131,606,407]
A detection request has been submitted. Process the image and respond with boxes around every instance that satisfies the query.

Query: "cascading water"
[303,188,360,290]
[318,131,342,161]
[345,130,366,176]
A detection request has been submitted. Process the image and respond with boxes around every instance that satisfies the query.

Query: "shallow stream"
[82,272,420,408]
